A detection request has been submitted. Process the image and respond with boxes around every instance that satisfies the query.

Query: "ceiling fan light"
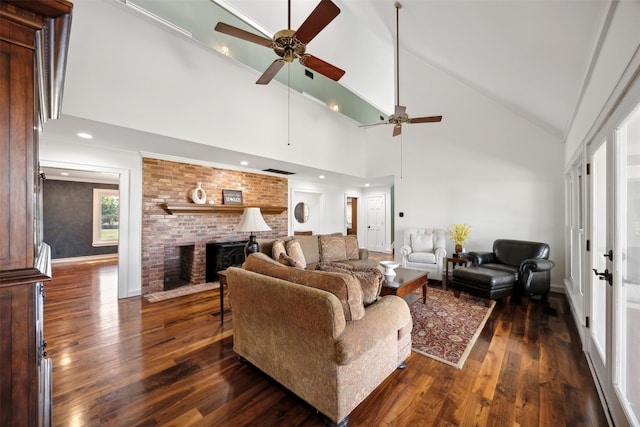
[283,49,295,62]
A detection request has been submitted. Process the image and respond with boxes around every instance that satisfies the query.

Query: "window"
[93,189,119,246]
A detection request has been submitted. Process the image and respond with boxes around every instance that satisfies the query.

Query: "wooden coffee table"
[380,268,428,303]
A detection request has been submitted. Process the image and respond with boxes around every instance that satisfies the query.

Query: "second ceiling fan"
[363,2,443,137]
[215,0,345,85]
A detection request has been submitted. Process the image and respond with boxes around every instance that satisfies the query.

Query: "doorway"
[346,196,358,236]
[40,161,131,299]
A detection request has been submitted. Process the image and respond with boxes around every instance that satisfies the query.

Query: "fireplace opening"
[164,244,195,290]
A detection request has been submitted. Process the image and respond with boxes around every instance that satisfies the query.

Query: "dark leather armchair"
[467,239,554,302]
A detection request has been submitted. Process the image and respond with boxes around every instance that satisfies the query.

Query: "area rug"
[143,282,219,303]
[410,288,495,369]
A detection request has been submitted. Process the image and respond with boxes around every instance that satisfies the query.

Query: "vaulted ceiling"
[218,0,610,140]
[41,0,612,185]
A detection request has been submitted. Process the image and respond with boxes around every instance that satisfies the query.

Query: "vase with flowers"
[448,223,471,255]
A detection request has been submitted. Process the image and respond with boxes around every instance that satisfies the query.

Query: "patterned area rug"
[410,288,495,369]
[143,282,219,303]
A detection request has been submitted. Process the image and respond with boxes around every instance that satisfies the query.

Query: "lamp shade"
[235,207,271,233]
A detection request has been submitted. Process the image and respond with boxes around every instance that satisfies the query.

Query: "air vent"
[263,168,296,175]
[305,69,314,79]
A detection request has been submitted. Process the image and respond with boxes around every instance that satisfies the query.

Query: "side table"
[444,257,468,289]
[217,270,228,324]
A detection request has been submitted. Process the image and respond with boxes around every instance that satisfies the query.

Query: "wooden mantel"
[162,203,287,215]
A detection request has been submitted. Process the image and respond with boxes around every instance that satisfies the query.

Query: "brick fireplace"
[142,158,288,294]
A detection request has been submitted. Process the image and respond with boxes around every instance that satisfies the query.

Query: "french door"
[613,102,640,426]
[586,98,640,427]
[587,137,609,400]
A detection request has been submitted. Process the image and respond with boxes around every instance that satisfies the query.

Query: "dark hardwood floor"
[45,257,608,426]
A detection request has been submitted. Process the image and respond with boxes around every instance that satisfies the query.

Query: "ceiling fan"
[362,2,442,137]
[215,0,345,85]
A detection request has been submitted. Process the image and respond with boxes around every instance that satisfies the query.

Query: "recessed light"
[220,46,230,56]
[330,104,339,112]
[364,183,370,187]
[77,132,93,139]
[60,172,70,176]
[319,175,325,179]
[240,161,248,166]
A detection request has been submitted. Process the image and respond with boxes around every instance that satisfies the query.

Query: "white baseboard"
[52,253,118,264]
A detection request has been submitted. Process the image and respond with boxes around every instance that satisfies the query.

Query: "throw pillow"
[272,239,286,261]
[411,233,434,252]
[285,239,307,269]
[316,262,383,306]
[243,253,365,321]
[279,253,302,268]
[345,235,359,260]
[319,235,347,262]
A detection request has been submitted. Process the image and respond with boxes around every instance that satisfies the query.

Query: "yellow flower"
[447,223,471,245]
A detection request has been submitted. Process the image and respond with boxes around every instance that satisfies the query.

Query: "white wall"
[288,178,366,238]
[565,1,640,160]
[365,47,566,287]
[61,0,367,178]
[290,189,322,234]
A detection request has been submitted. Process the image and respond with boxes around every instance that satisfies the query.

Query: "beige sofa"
[258,233,378,270]
[226,253,412,427]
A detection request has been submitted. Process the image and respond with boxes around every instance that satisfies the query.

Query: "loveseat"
[452,239,554,304]
[258,233,378,270]
[226,253,412,427]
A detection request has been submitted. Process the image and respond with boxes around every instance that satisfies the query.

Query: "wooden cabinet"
[0,1,72,425]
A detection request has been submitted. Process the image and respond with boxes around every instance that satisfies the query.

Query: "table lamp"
[235,207,271,254]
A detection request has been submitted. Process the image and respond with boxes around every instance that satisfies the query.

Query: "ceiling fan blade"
[407,115,443,124]
[394,105,406,117]
[256,60,285,85]
[393,123,402,137]
[300,55,345,81]
[294,0,340,44]
[215,22,272,47]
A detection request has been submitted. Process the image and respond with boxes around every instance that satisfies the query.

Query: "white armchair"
[400,228,447,281]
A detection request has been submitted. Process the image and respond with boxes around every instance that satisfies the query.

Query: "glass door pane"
[592,141,608,364]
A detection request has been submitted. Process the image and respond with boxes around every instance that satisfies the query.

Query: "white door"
[367,195,385,252]
[611,103,640,426]
[586,100,640,427]
[586,137,610,400]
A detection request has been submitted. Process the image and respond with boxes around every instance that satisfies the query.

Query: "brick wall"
[142,158,288,293]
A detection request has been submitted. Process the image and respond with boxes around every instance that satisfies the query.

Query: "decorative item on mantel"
[235,207,271,254]
[447,223,471,258]
[190,183,207,204]
[223,189,243,205]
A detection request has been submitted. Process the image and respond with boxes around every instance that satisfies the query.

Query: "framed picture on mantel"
[222,189,243,205]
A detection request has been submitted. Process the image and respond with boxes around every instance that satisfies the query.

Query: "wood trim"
[161,203,288,215]
[4,0,72,18]
[0,244,51,288]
